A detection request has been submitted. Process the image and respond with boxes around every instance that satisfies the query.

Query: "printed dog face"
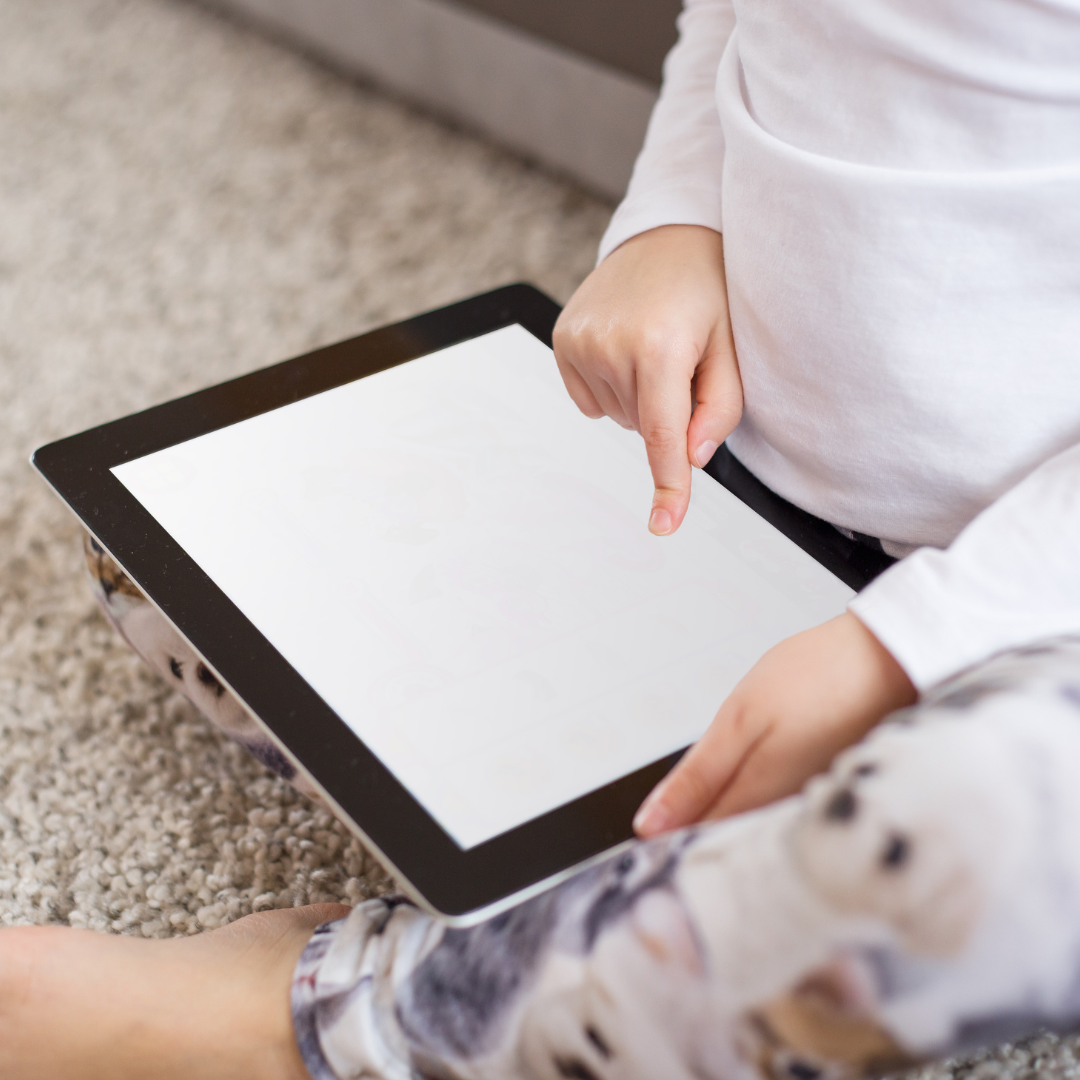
[790,723,1000,958]
[746,955,913,1080]
[517,884,744,1080]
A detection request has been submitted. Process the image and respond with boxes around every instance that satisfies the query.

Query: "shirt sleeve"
[596,0,736,263]
[849,441,1080,691]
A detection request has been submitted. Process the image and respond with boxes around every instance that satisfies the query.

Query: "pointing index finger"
[635,351,694,535]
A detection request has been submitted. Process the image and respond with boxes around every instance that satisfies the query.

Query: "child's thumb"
[689,344,743,468]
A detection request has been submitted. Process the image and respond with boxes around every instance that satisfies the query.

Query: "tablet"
[33,284,893,923]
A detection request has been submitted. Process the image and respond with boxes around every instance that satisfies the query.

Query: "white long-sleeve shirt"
[599,0,1080,690]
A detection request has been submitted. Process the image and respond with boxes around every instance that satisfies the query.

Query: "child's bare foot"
[0,903,350,1080]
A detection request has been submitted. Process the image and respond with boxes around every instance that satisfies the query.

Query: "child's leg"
[0,902,349,1080]
[83,532,319,795]
[293,637,1080,1080]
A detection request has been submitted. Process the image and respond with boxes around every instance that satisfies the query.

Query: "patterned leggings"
[86,533,1080,1080]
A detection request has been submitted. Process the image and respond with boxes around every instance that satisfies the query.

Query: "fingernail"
[633,793,670,835]
[649,508,672,535]
[694,440,719,467]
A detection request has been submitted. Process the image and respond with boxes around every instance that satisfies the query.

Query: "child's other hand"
[633,613,917,836]
[553,225,740,536]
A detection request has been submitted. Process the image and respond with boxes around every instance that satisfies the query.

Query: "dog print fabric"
[84,533,321,797]
[84,531,1080,1079]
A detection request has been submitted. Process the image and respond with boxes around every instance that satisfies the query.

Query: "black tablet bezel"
[33,283,893,920]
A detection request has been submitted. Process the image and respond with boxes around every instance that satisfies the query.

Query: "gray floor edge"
[196,0,657,200]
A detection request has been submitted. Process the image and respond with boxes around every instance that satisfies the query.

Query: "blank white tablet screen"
[113,324,854,849]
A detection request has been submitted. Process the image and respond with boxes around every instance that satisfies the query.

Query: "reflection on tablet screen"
[113,324,854,849]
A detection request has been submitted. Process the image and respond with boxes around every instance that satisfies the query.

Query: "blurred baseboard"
[198,0,658,200]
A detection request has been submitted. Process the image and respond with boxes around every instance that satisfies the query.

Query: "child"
[292,0,1080,1058]
[3,2,1078,1076]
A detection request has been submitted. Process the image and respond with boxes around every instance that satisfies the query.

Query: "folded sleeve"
[850,442,1080,690]
[596,0,735,263]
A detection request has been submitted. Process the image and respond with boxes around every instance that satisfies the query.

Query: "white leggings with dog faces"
[85,534,1080,1080]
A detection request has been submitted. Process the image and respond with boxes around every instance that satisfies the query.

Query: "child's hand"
[633,613,917,836]
[553,225,741,536]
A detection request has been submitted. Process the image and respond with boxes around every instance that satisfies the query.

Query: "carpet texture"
[1,2,1077,1078]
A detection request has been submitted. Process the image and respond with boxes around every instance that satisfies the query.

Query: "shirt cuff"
[850,546,1080,692]
[597,184,724,264]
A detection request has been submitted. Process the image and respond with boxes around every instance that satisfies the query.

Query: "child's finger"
[700,738,809,821]
[554,354,606,419]
[688,339,743,468]
[636,355,695,535]
[633,702,760,836]
[582,370,635,431]
[555,349,635,429]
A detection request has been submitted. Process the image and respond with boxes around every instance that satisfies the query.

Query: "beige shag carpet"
[0,2,1077,1077]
